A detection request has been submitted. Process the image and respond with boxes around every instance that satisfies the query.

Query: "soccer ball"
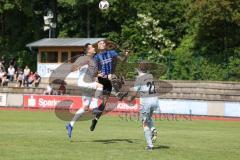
[99,0,109,10]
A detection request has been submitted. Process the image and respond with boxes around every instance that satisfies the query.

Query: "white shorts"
[82,96,98,109]
[140,97,159,114]
[78,78,102,109]
[78,79,98,90]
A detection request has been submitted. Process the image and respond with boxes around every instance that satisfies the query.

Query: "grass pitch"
[0,110,240,160]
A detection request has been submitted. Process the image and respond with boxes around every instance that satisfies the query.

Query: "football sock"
[91,97,99,109]
[90,119,98,131]
[144,126,153,148]
[70,108,85,127]
[95,103,105,119]
[92,86,103,110]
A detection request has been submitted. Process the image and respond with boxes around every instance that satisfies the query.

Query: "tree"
[0,0,44,69]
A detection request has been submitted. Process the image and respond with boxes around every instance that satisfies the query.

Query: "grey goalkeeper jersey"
[72,55,98,83]
[134,72,157,97]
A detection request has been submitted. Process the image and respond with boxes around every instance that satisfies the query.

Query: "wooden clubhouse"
[26,38,105,83]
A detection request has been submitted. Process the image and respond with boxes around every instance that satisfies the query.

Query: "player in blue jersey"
[127,61,158,150]
[90,40,129,131]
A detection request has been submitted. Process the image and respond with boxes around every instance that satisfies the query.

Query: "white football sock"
[70,108,85,127]
[91,97,98,109]
[144,126,153,148]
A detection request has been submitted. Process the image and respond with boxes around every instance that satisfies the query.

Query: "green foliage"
[171,37,195,80]
[0,0,239,81]
[228,52,240,81]
[115,61,137,79]
[58,0,77,6]
[186,0,240,60]
[106,13,175,80]
[0,0,43,71]
[16,50,37,71]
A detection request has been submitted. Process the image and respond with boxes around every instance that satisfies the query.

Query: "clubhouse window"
[40,51,58,63]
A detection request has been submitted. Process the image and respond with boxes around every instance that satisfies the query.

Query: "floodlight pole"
[44,10,55,38]
[49,27,51,38]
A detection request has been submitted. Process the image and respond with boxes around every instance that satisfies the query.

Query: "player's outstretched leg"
[66,107,85,139]
[142,112,154,150]
[148,109,157,143]
[90,119,98,131]
[90,103,104,131]
[90,102,105,131]
[89,84,104,131]
[66,123,73,139]
[151,128,157,143]
[143,126,154,151]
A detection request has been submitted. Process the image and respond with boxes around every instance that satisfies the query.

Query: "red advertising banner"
[106,97,140,112]
[23,95,82,109]
[23,95,140,111]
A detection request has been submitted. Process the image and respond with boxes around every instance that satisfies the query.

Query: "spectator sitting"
[33,72,41,87]
[2,72,9,86]
[58,83,66,95]
[10,58,16,69]
[23,65,30,87]
[17,71,23,87]
[0,62,4,71]
[0,56,6,71]
[0,68,4,86]
[43,84,53,95]
[16,67,22,80]
[28,72,35,86]
[8,65,15,82]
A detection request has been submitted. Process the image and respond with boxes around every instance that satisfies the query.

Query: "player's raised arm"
[71,64,79,72]
[117,50,130,62]
[127,90,138,102]
[71,57,89,72]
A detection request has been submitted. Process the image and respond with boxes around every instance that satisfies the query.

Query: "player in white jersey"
[66,43,103,139]
[127,61,158,150]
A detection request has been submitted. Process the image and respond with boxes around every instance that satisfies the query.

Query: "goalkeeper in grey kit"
[127,61,158,150]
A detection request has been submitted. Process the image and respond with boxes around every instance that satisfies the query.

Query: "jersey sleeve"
[72,56,89,68]
[93,54,99,61]
[109,50,118,58]
[93,55,101,71]
[133,77,142,92]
